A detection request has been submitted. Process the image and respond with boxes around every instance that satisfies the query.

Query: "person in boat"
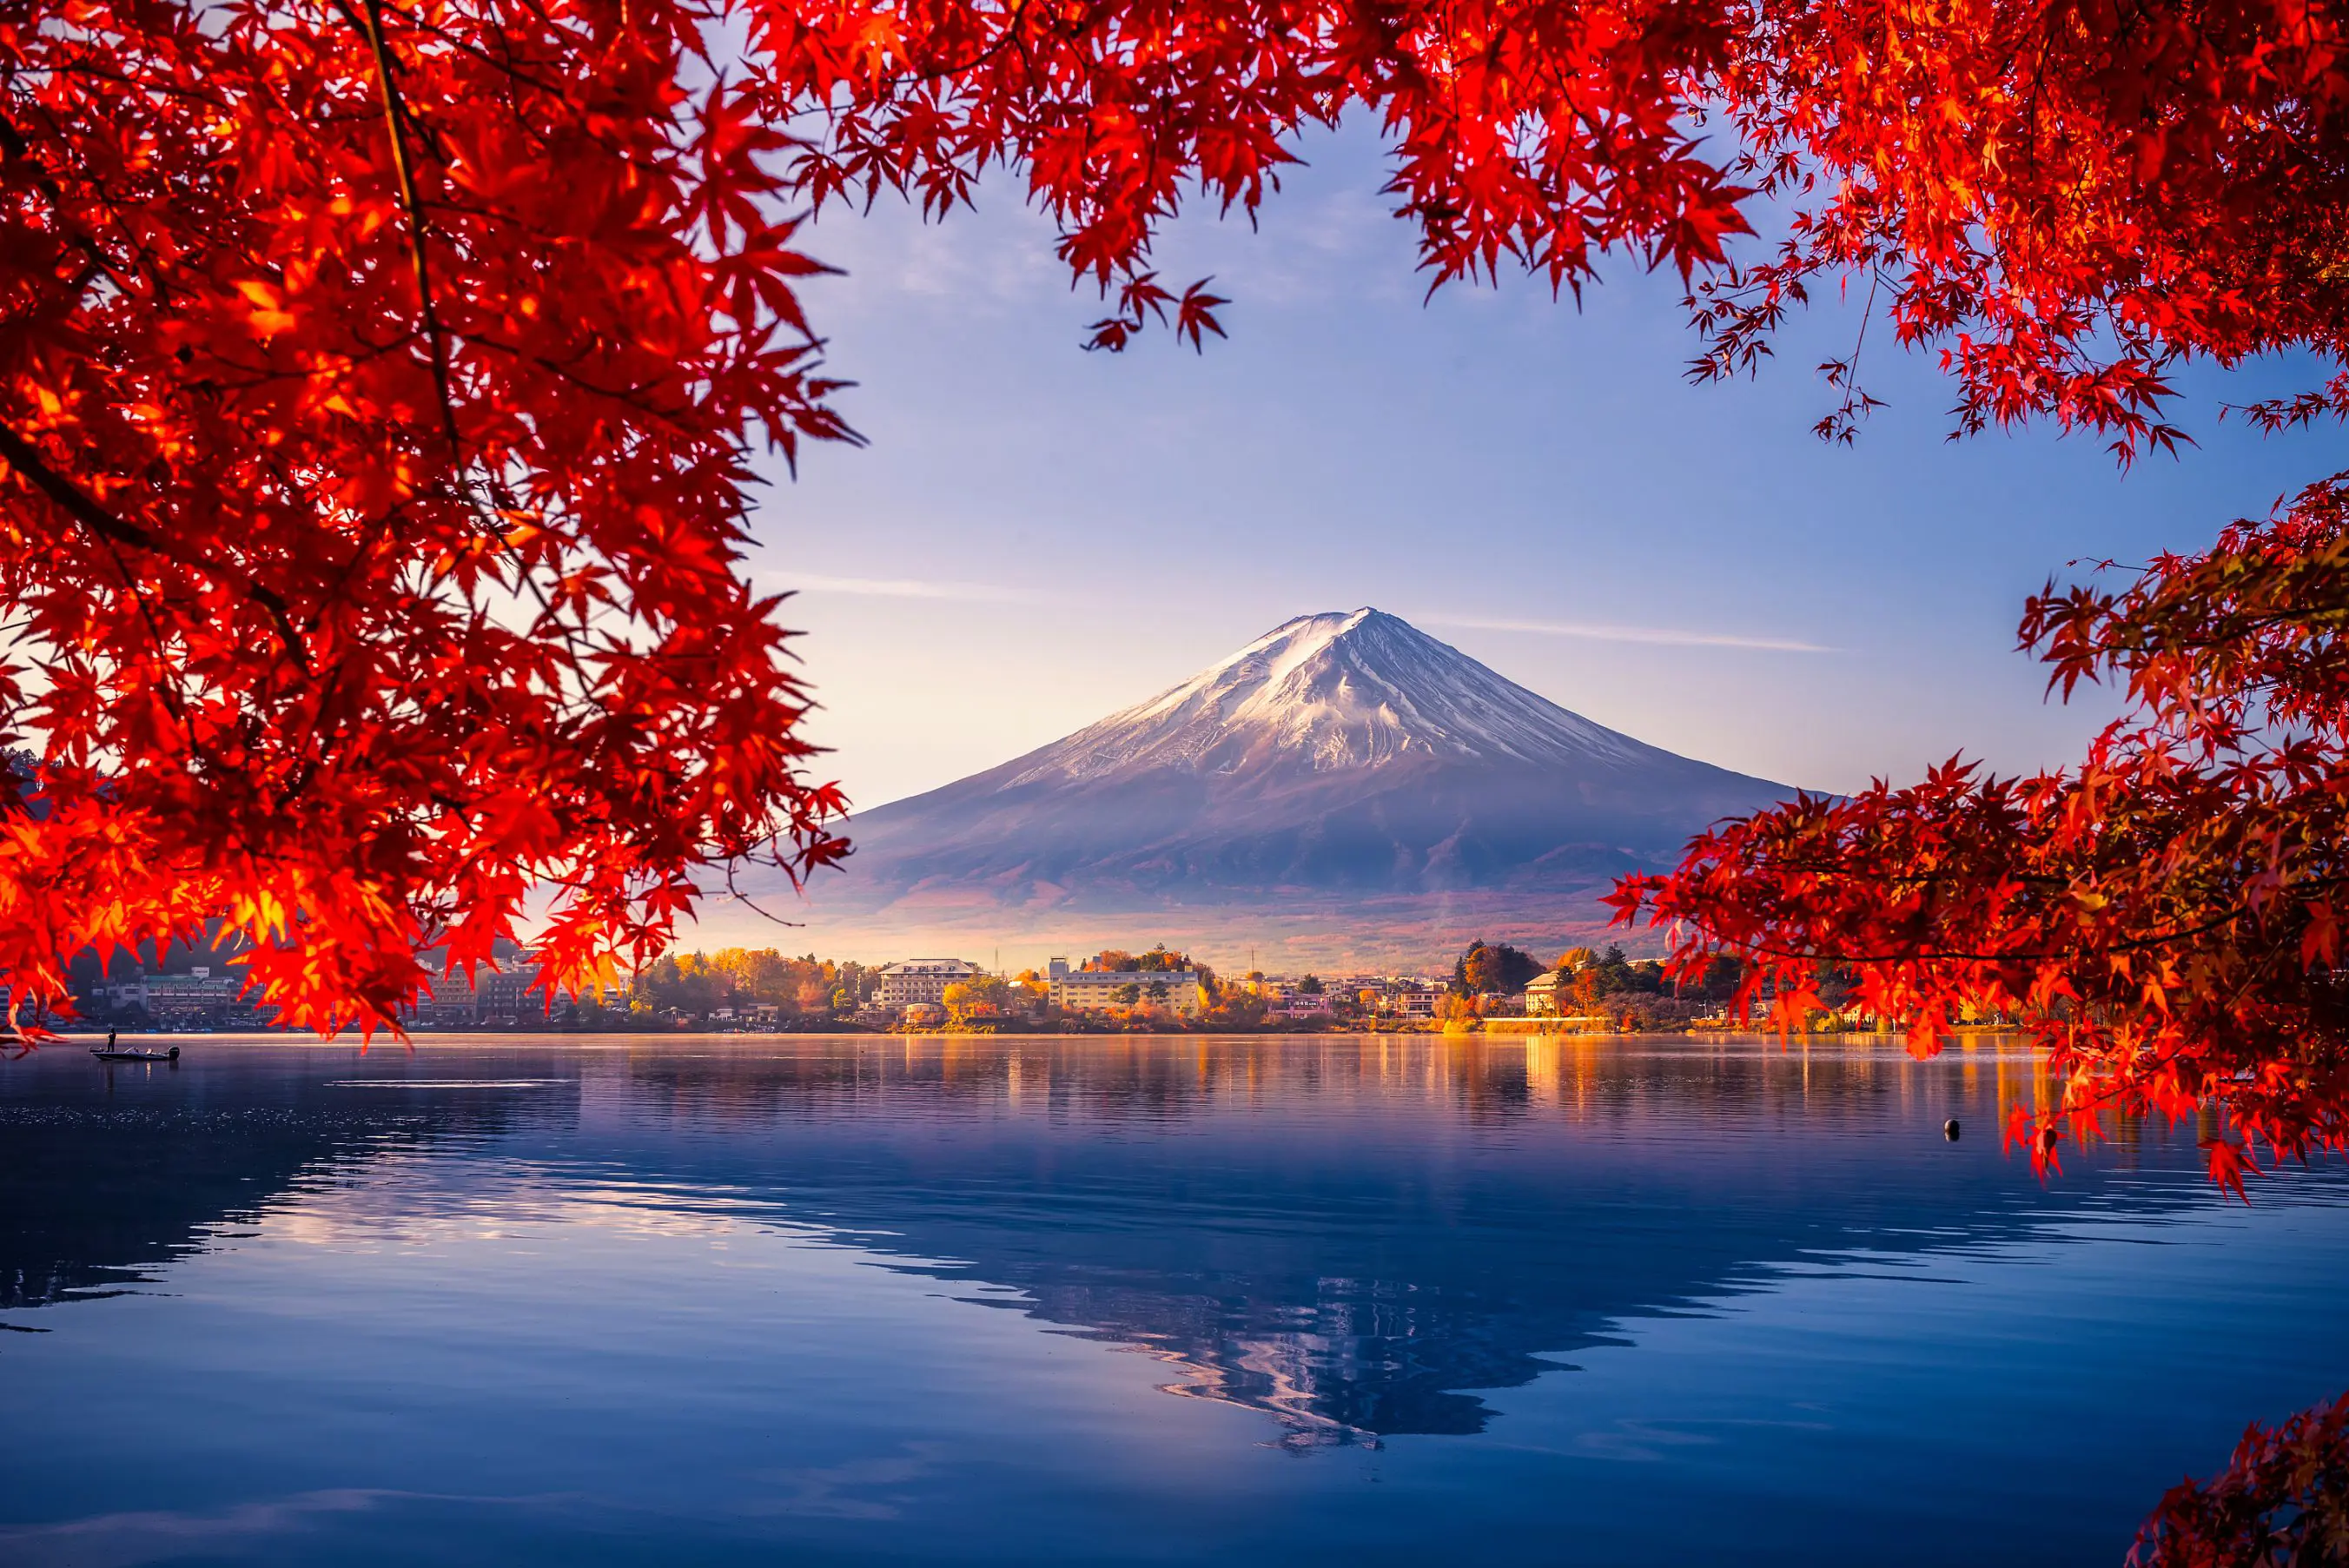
[106,1029,116,1051]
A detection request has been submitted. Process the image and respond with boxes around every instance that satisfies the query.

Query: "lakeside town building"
[1522,969,1575,1017]
[410,961,548,1028]
[877,959,983,1009]
[1380,986,1444,1019]
[1046,956,1206,1016]
[91,966,258,1027]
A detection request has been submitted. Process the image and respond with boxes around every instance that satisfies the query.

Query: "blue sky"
[743,123,2341,813]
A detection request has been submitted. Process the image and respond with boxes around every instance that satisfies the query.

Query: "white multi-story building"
[1045,956,1205,1015]
[1522,969,1575,1017]
[411,972,484,1028]
[473,962,545,1022]
[877,959,983,1008]
[93,966,260,1025]
[1382,986,1444,1019]
[405,954,545,1027]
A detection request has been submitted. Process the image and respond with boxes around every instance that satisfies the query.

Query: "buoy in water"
[1944,1119,1962,1141]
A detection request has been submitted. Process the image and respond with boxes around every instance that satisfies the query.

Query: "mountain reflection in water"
[562,1035,2234,1447]
[0,1034,2273,1451]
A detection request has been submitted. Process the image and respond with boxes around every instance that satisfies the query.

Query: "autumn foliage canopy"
[7,0,2349,1107]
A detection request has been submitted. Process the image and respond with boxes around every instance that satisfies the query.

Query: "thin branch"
[344,0,469,480]
[0,420,310,672]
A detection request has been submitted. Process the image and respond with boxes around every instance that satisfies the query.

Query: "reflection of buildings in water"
[596,1032,1904,1129]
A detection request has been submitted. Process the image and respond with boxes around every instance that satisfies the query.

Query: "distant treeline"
[629,950,882,1018]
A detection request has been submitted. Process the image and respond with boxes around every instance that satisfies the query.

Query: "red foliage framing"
[8,0,2349,1065]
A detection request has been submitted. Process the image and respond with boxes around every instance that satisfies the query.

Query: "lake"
[3,1033,2344,1566]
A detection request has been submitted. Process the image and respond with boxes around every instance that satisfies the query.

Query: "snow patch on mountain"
[1007,608,1650,786]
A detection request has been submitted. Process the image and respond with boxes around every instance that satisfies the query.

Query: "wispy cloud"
[766,572,1038,604]
[1419,613,1835,654]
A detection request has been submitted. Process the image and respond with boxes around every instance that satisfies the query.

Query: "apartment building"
[877,959,983,1008]
[1382,986,1444,1019]
[91,967,260,1026]
[404,956,546,1027]
[1044,956,1204,1015]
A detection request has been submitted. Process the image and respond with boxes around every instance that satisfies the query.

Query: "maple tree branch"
[366,0,570,99]
[0,420,310,674]
[902,0,1038,85]
[450,327,685,418]
[719,861,811,923]
[345,0,469,481]
[1689,898,2266,970]
[0,106,158,304]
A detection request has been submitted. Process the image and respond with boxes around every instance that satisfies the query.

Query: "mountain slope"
[750,610,1800,962]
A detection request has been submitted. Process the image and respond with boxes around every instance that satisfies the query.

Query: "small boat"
[93,1046,179,1062]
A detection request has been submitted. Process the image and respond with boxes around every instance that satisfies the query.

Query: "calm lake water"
[3,1033,2345,1566]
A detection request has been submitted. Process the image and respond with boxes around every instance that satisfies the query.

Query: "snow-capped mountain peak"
[738,605,1798,961]
[1009,608,1650,786]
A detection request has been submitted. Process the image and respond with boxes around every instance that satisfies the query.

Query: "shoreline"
[38,1024,2016,1046]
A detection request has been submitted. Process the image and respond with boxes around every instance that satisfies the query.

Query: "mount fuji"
[755,609,1801,966]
